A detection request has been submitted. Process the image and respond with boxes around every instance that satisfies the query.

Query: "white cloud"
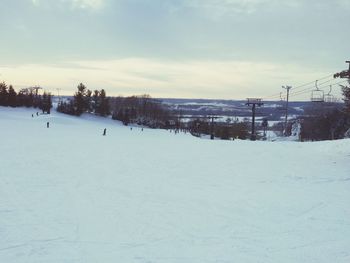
[186,0,269,15]
[69,0,105,10]
[30,0,105,10]
[183,0,303,17]
[31,0,40,6]
[337,0,350,9]
[0,58,337,100]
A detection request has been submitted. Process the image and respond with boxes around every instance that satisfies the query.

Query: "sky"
[0,0,349,100]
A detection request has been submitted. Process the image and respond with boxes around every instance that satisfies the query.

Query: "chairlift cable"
[288,79,348,99]
[262,74,334,100]
[289,79,347,96]
[290,74,333,91]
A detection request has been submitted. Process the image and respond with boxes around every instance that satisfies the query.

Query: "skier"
[103,128,106,136]
[47,122,49,128]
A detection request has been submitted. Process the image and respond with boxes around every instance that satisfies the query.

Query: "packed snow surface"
[1,107,350,263]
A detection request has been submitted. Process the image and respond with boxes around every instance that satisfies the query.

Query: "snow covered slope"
[1,107,350,263]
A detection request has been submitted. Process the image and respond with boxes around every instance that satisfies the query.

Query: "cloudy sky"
[0,0,349,100]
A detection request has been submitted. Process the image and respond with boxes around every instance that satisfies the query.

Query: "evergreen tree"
[85,89,92,113]
[341,80,350,113]
[39,92,52,114]
[28,91,34,107]
[92,90,100,113]
[7,85,17,107]
[97,89,110,116]
[0,82,8,106]
[57,100,75,115]
[92,89,110,117]
[17,88,34,107]
[73,83,88,116]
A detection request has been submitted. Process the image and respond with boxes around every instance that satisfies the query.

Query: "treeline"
[111,96,250,138]
[111,95,173,127]
[298,107,350,141]
[55,83,252,138]
[188,118,250,140]
[4,78,348,142]
[0,82,52,113]
[286,83,350,141]
[57,83,110,116]
[57,84,173,129]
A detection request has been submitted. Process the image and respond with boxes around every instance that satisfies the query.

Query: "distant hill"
[54,96,344,122]
[160,98,344,121]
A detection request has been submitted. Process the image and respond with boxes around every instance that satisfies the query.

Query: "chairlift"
[279,92,284,101]
[311,80,324,102]
[277,92,286,111]
[324,85,334,103]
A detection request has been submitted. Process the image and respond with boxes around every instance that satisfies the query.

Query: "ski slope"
[1,107,350,263]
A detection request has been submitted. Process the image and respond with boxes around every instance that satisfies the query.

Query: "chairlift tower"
[282,85,292,136]
[56,88,62,103]
[334,60,350,79]
[246,98,263,141]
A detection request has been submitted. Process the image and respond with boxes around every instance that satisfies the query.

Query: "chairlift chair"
[277,92,286,110]
[311,80,324,102]
[324,85,334,103]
